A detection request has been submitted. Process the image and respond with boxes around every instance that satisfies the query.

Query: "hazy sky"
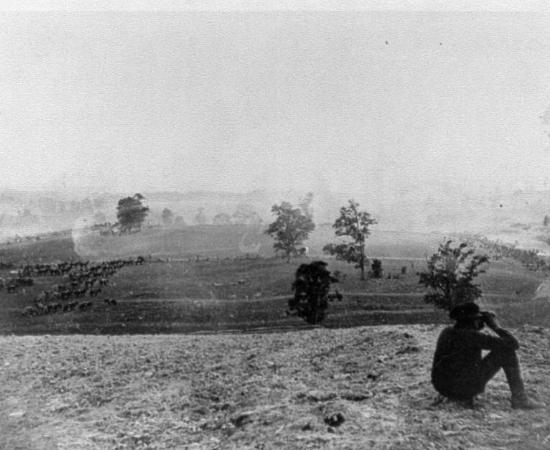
[2,3,550,199]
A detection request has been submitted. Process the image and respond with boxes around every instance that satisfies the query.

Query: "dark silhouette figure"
[431,302,543,409]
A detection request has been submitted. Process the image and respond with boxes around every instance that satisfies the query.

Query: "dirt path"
[1,324,549,449]
[113,291,519,304]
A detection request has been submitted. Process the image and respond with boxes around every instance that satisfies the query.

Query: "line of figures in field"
[0,256,147,317]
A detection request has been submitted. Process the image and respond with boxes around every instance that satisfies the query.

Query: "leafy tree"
[93,211,107,224]
[323,200,377,280]
[544,215,550,227]
[80,198,93,214]
[56,201,66,214]
[70,200,81,213]
[194,207,207,225]
[265,201,315,262]
[161,208,174,227]
[116,193,149,233]
[92,196,107,210]
[232,203,262,225]
[418,240,489,311]
[289,260,342,324]
[212,212,232,225]
[175,215,186,226]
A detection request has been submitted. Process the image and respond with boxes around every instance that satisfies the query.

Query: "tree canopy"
[116,193,149,233]
[265,201,315,262]
[418,240,489,311]
[194,207,207,225]
[161,208,174,227]
[289,260,342,324]
[212,212,232,225]
[323,199,377,280]
[232,203,262,225]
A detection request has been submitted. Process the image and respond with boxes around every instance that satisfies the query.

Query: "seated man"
[431,302,543,409]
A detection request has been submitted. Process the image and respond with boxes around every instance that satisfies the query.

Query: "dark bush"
[371,259,383,279]
[288,260,342,324]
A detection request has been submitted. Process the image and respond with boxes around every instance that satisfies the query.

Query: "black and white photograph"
[1,1,550,448]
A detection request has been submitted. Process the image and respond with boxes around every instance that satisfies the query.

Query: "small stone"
[306,390,337,402]
[341,392,371,401]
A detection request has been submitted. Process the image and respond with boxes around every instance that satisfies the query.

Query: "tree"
[161,208,174,227]
[212,212,232,225]
[418,240,489,311]
[298,192,314,220]
[323,200,377,280]
[232,203,262,225]
[93,211,107,225]
[265,201,315,262]
[289,260,342,324]
[80,198,93,215]
[194,207,207,225]
[116,193,149,233]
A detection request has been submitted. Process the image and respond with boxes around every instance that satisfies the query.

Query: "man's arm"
[482,312,519,350]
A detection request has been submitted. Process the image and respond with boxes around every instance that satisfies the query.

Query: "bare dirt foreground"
[1,325,549,450]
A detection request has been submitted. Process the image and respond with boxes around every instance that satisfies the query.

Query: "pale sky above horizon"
[2,6,550,201]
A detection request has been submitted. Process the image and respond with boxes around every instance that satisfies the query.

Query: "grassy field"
[0,224,443,264]
[0,255,445,334]
[0,225,548,334]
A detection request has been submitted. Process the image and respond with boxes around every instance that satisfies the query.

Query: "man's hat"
[449,302,483,321]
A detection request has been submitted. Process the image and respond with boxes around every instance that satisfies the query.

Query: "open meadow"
[1,225,550,334]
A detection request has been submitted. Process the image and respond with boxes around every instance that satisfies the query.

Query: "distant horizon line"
[0,185,548,198]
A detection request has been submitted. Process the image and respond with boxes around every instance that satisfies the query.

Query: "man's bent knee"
[487,346,518,367]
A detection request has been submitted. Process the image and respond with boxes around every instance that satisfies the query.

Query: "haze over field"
[1,3,550,254]
[2,5,550,203]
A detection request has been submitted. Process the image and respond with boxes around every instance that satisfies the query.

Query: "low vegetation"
[419,240,489,311]
[0,226,547,335]
[288,260,342,324]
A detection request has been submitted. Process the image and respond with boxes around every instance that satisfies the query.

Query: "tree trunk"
[360,242,366,280]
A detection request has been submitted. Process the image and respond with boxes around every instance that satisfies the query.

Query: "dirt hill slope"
[1,324,549,449]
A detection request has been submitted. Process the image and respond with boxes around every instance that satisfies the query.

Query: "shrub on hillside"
[288,260,343,324]
[371,259,383,278]
[419,240,489,311]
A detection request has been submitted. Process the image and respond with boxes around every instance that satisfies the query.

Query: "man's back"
[431,303,542,409]
[432,325,519,400]
[432,326,483,399]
